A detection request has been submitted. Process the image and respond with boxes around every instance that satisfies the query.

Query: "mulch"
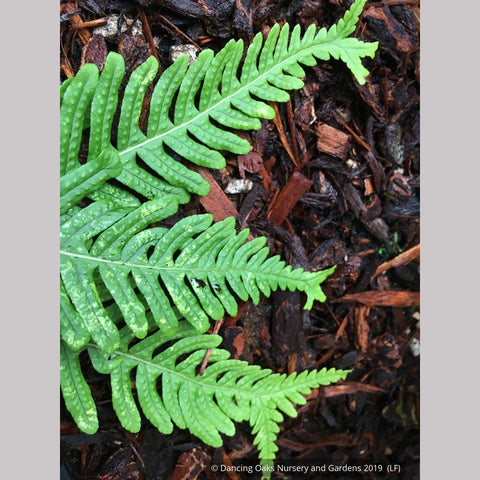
[60,0,420,479]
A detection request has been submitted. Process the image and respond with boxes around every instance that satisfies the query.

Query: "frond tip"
[61,324,351,464]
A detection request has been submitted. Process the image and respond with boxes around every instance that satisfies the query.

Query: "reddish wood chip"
[336,290,420,307]
[238,151,263,177]
[193,167,238,222]
[82,34,108,71]
[354,305,370,352]
[364,6,414,54]
[267,171,312,226]
[314,122,351,160]
[168,447,209,480]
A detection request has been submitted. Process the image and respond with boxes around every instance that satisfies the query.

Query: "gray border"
[2,1,59,476]
[421,1,478,477]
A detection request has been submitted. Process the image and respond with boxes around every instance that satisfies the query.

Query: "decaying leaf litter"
[60,0,420,478]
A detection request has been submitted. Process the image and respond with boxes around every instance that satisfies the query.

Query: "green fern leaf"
[60,148,123,214]
[60,198,335,352]
[61,0,376,202]
[60,199,176,352]
[60,279,91,351]
[61,324,350,463]
[60,63,98,176]
[60,341,98,434]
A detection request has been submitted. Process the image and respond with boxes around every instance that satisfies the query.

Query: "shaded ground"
[60,0,420,479]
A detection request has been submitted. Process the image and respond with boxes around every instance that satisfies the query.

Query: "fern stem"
[199,317,224,375]
[60,249,320,293]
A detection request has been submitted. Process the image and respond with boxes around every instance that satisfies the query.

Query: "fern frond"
[60,341,98,434]
[60,198,335,352]
[61,0,376,202]
[61,324,350,462]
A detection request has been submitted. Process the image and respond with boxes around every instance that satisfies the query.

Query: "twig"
[335,315,349,341]
[335,290,420,307]
[158,13,202,51]
[314,349,336,369]
[199,317,224,375]
[71,18,108,29]
[324,301,341,327]
[136,4,161,70]
[373,243,420,278]
[334,116,371,152]
[60,3,91,45]
[285,100,300,168]
[270,103,298,167]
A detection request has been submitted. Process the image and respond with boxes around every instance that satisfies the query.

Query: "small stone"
[385,122,405,165]
[169,44,198,65]
[409,337,420,357]
[93,15,143,43]
[224,179,253,194]
[346,158,359,170]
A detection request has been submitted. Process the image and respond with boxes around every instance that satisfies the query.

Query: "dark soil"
[60,1,420,479]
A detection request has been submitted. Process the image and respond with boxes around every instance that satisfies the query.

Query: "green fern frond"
[60,197,335,353]
[60,0,376,201]
[60,324,350,463]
